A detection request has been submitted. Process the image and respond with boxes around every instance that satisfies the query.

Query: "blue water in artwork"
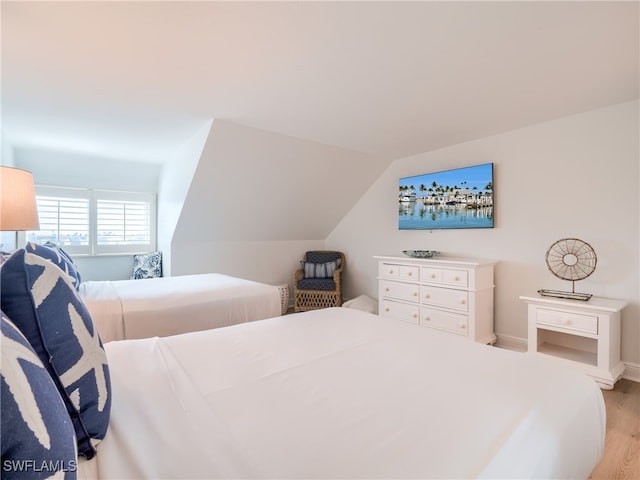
[399,204,493,230]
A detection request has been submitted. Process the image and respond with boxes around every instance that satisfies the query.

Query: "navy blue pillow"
[1,249,110,459]
[1,313,77,479]
[24,242,82,291]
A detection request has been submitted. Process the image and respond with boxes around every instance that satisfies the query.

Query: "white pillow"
[342,294,378,314]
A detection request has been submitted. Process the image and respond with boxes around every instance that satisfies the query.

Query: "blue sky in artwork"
[399,163,493,193]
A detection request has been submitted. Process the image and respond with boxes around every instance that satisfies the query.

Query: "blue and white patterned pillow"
[1,313,78,479]
[25,242,82,291]
[300,258,341,278]
[132,251,162,279]
[0,249,110,460]
[0,251,13,267]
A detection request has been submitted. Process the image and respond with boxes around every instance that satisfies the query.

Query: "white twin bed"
[79,273,283,343]
[79,307,606,479]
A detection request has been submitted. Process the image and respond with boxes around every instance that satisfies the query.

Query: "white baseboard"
[622,362,640,383]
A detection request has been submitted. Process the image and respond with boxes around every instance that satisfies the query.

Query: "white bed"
[79,307,606,479]
[79,273,282,342]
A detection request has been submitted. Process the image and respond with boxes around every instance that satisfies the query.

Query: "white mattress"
[79,273,282,342]
[79,307,606,479]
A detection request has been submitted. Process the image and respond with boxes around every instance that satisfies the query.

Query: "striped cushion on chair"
[300,259,341,279]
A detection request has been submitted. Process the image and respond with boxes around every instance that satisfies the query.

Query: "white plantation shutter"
[36,196,90,244]
[26,187,91,255]
[97,200,151,245]
[25,186,155,255]
[95,189,155,253]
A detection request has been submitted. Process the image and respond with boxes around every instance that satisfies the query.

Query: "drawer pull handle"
[408,272,413,276]
[413,313,418,318]
[413,292,418,297]
[389,270,394,274]
[425,294,431,299]
[460,324,467,329]
[424,316,431,321]
[385,287,390,292]
[385,307,390,312]
[563,319,572,325]
[460,300,466,305]
[431,274,436,278]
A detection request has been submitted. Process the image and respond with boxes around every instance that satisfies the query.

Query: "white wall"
[15,148,160,191]
[1,134,15,166]
[158,119,213,276]
[328,100,639,365]
[171,120,389,295]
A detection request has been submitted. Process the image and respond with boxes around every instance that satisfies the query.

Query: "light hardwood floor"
[590,379,640,479]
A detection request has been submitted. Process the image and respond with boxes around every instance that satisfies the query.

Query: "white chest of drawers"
[520,294,627,389]
[374,255,496,344]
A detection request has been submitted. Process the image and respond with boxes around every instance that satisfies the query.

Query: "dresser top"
[374,255,497,267]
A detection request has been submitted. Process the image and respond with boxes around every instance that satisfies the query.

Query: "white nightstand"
[520,294,627,389]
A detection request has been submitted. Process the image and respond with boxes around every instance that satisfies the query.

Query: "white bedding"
[79,307,606,479]
[79,273,282,342]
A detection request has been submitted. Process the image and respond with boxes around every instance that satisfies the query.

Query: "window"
[24,186,156,255]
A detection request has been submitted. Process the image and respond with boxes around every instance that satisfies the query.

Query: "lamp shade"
[0,166,40,231]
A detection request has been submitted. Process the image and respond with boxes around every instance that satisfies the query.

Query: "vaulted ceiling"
[2,1,638,165]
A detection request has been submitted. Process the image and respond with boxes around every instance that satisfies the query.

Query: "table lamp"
[0,167,40,244]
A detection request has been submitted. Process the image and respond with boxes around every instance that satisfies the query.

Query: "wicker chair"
[294,251,345,312]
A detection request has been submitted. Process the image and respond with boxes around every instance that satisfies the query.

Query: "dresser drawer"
[380,299,419,324]
[421,267,443,283]
[398,265,419,281]
[421,307,468,336]
[380,263,400,278]
[421,267,468,287]
[380,280,419,302]
[420,285,469,312]
[380,263,419,281]
[443,269,468,287]
[536,308,598,335]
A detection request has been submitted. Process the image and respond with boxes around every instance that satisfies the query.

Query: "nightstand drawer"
[421,307,468,335]
[381,299,419,324]
[536,308,598,335]
[380,280,419,302]
[421,285,469,312]
[421,267,468,287]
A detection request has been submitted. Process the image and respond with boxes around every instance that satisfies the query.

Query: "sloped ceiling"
[2,1,638,165]
[174,120,389,242]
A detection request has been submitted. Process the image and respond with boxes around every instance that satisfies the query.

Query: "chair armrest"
[332,267,343,289]
[295,269,304,282]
